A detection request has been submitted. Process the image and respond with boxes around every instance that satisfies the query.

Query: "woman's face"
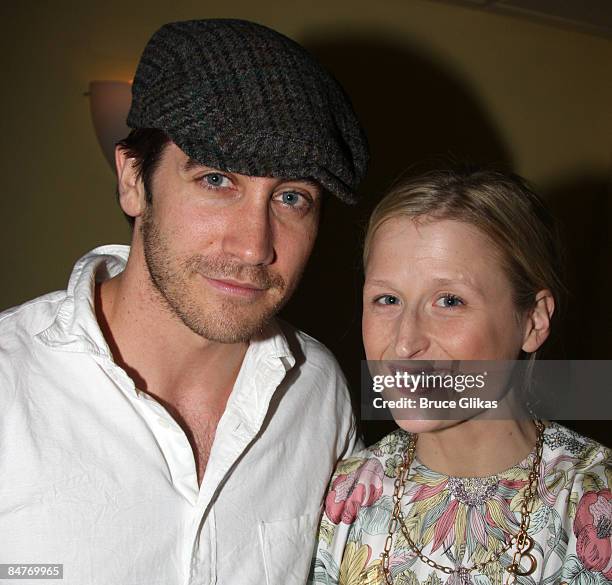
[362,216,546,431]
[363,216,528,361]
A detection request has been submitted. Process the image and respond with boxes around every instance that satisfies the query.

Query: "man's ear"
[521,290,555,353]
[115,146,146,219]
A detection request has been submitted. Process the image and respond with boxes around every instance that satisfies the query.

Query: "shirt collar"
[247,318,295,372]
[36,245,129,356]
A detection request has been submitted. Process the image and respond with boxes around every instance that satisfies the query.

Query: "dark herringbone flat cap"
[127,19,369,202]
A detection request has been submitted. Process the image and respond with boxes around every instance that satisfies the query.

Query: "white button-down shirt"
[0,245,359,585]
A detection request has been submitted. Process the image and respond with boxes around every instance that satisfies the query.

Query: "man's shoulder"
[270,319,352,409]
[0,291,67,400]
[0,290,66,340]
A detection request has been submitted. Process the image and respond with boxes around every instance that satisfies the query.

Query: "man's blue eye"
[203,173,229,188]
[281,192,301,206]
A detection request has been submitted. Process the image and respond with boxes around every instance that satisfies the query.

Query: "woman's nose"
[394,312,430,358]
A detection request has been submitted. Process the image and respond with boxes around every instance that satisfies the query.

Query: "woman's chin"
[393,417,462,434]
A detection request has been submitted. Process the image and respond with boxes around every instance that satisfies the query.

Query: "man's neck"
[94,252,248,407]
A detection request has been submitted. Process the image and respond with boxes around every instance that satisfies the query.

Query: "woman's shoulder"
[310,430,407,583]
[544,422,611,472]
[541,423,611,581]
[324,429,408,525]
[544,421,610,451]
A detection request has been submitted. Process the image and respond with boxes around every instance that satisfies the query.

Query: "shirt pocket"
[258,507,322,585]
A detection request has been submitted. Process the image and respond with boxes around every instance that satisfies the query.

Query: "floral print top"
[309,423,612,585]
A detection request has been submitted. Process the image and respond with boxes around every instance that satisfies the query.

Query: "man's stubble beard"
[140,205,294,344]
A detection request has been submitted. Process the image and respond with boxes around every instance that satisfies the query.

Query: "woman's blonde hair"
[363,167,565,319]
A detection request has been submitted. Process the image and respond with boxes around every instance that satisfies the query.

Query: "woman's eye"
[435,293,464,308]
[374,295,400,306]
[201,173,231,189]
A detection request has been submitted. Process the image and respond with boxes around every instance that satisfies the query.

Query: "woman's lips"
[383,361,455,395]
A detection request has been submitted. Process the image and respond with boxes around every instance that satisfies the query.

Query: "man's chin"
[177,300,281,344]
[197,319,270,344]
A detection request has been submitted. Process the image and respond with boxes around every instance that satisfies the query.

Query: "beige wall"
[1,0,611,312]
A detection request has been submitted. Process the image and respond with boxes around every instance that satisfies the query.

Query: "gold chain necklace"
[378,419,545,585]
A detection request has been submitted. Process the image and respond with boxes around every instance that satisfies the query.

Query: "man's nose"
[394,311,430,358]
[221,190,275,266]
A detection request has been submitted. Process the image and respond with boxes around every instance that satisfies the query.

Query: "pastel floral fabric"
[309,423,612,585]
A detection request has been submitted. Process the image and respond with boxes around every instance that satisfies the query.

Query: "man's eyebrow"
[182,157,208,173]
[288,177,322,191]
[182,159,322,190]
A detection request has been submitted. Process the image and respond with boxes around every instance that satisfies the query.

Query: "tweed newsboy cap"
[127,19,369,203]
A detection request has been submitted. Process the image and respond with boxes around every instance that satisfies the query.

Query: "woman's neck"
[415,418,539,477]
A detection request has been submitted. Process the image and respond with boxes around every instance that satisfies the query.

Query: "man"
[0,19,368,585]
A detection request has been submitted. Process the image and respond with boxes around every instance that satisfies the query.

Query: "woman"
[310,168,611,585]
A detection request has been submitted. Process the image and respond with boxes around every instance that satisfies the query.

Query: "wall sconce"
[87,81,132,171]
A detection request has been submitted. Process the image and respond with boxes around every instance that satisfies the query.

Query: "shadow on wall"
[543,175,612,360]
[277,34,514,446]
[543,175,612,446]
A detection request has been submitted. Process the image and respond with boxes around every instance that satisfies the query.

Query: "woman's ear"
[115,146,147,219]
[522,290,555,353]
